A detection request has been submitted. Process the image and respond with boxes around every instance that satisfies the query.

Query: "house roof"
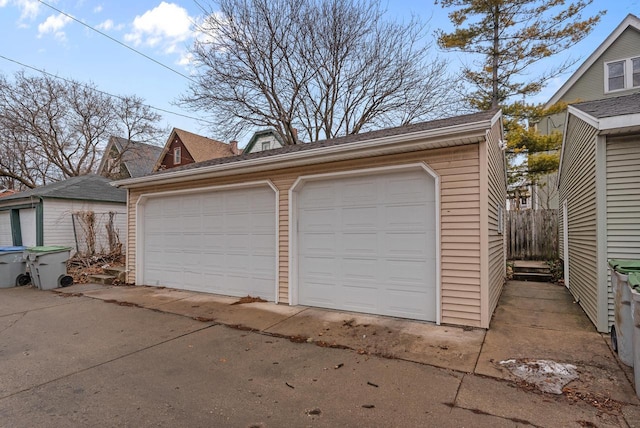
[545,14,640,107]
[244,129,285,153]
[153,128,237,171]
[568,92,640,134]
[98,136,163,178]
[115,110,502,189]
[0,174,127,204]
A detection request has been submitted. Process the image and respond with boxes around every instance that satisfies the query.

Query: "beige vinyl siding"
[606,135,640,328]
[43,199,127,255]
[559,115,599,327]
[127,144,483,327]
[562,28,640,103]
[485,119,507,325]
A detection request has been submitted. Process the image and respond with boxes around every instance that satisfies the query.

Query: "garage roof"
[115,110,501,189]
[0,175,127,204]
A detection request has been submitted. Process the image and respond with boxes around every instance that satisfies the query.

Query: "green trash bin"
[608,259,640,366]
[0,246,30,288]
[627,272,640,398]
[25,246,73,290]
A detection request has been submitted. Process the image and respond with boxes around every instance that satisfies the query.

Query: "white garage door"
[0,211,11,246]
[297,169,437,321]
[142,186,277,300]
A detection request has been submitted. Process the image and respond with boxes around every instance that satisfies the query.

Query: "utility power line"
[37,0,198,84]
[0,54,214,125]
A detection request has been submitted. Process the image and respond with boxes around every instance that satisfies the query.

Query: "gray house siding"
[538,26,640,136]
[562,28,640,103]
[606,135,640,327]
[559,115,599,328]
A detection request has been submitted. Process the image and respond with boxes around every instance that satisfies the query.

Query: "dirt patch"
[563,388,624,415]
[230,295,267,305]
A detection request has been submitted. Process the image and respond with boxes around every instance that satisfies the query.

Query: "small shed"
[559,92,640,332]
[0,175,127,255]
[115,111,507,328]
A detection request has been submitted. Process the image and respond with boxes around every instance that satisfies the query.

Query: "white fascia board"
[567,106,600,128]
[113,118,493,189]
[599,113,640,131]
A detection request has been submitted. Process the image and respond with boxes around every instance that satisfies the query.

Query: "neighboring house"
[114,110,507,329]
[243,129,285,153]
[0,175,127,255]
[153,128,241,171]
[98,136,163,179]
[540,13,640,135]
[558,92,640,333]
[0,189,17,198]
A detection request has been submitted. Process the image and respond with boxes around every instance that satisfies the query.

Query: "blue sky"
[0,0,637,147]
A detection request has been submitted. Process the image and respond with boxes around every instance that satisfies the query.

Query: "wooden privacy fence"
[506,209,558,260]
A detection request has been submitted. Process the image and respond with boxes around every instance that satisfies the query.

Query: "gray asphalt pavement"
[0,286,634,427]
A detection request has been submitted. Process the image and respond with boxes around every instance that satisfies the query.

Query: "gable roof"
[98,136,163,178]
[567,91,640,134]
[243,129,285,153]
[115,110,502,189]
[545,14,640,107]
[0,174,126,204]
[153,128,236,171]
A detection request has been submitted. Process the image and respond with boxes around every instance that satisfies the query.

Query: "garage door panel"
[142,186,276,300]
[299,208,336,230]
[342,206,377,229]
[384,232,429,257]
[298,169,436,321]
[342,233,378,255]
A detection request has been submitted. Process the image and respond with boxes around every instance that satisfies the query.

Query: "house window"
[605,57,640,92]
[174,147,181,164]
[497,204,504,234]
[261,141,270,151]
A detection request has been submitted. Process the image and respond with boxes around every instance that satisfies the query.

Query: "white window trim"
[497,203,504,234]
[173,147,182,164]
[261,141,271,151]
[604,57,640,93]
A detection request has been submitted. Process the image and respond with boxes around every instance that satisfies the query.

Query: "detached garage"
[116,110,507,328]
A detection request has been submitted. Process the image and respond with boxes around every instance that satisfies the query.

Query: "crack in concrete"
[0,312,26,335]
[261,307,309,332]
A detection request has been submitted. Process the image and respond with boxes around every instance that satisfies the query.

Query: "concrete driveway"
[0,282,638,427]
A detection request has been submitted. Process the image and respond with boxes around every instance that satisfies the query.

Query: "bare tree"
[182,0,458,145]
[0,71,163,189]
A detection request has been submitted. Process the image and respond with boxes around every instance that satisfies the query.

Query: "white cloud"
[93,5,102,13]
[124,2,194,55]
[37,13,72,39]
[96,19,113,31]
[0,0,9,7]
[15,0,40,21]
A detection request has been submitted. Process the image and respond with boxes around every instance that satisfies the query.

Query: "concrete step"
[103,266,126,282]
[88,274,116,285]
[513,265,551,274]
[512,272,553,282]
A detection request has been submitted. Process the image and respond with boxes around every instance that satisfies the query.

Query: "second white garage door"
[296,169,437,321]
[141,185,277,301]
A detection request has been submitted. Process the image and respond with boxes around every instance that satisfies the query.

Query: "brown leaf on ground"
[230,295,267,305]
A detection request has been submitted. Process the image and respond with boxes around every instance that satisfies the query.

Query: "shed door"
[142,186,277,301]
[0,211,11,245]
[19,209,36,247]
[297,169,437,321]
